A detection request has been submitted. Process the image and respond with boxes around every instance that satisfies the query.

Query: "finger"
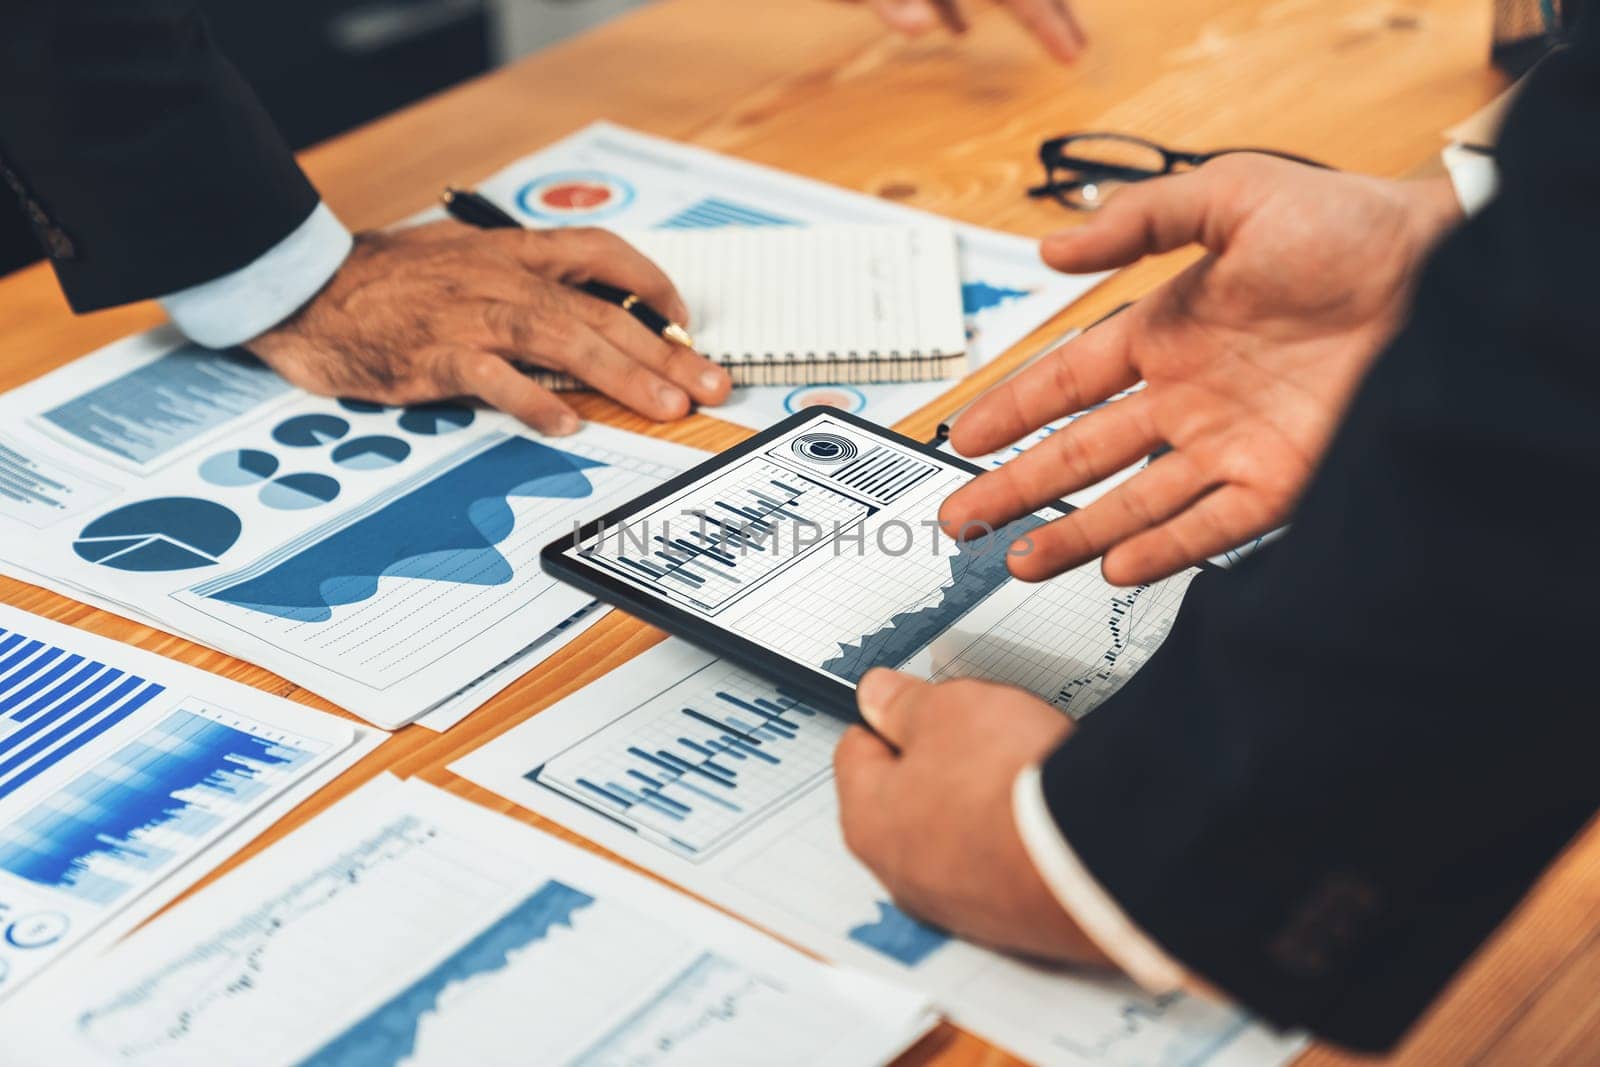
[429,345,580,435]
[948,313,1139,458]
[1055,0,1089,54]
[507,228,692,326]
[867,0,948,35]
[574,296,732,406]
[833,725,898,862]
[1008,451,1214,582]
[1039,162,1256,274]
[1007,0,1085,62]
[856,668,932,749]
[943,389,1158,534]
[476,302,692,421]
[1102,484,1279,585]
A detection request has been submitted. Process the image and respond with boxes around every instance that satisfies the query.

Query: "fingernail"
[656,383,688,413]
[553,413,581,436]
[857,668,911,731]
[699,369,727,395]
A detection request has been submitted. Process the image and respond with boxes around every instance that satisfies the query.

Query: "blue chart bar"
[0,708,315,905]
[537,665,840,858]
[658,197,798,230]
[41,344,291,466]
[0,626,167,801]
[0,439,70,511]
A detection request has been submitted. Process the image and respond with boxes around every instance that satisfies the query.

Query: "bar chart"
[0,707,323,905]
[583,460,872,615]
[533,659,844,858]
[0,625,168,801]
[39,344,292,468]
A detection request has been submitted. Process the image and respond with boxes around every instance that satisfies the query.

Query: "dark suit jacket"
[0,2,317,310]
[1043,14,1600,1052]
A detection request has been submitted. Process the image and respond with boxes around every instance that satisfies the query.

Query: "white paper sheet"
[0,331,706,728]
[2,775,937,1067]
[0,602,380,1003]
[451,635,1305,1067]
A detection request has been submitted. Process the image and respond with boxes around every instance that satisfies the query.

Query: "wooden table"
[4,0,1597,1062]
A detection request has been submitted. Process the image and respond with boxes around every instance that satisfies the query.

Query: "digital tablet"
[541,407,1203,721]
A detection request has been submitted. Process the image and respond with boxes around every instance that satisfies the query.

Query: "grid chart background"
[737,473,976,668]
[931,566,1197,717]
[538,660,848,859]
[589,460,870,616]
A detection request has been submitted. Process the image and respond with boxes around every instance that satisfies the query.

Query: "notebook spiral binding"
[520,349,968,391]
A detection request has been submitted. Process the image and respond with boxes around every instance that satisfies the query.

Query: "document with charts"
[454,637,1305,1067]
[464,416,1304,1065]
[0,602,380,1005]
[470,121,1104,429]
[0,330,706,728]
[4,775,936,1067]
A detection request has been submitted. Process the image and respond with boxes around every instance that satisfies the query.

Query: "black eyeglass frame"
[1028,132,1332,209]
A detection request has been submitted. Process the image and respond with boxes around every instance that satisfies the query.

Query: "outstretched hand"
[247,221,732,436]
[941,156,1462,585]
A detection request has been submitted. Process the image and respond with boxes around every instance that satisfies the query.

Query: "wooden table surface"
[4,0,1598,1063]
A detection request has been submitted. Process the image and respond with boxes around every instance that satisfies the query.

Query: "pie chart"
[73,498,241,572]
[199,448,278,487]
[273,414,350,447]
[398,403,475,436]
[338,398,388,414]
[332,435,410,471]
[260,473,342,510]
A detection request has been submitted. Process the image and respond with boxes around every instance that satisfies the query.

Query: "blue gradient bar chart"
[533,660,845,858]
[0,707,319,905]
[41,345,291,466]
[0,625,167,801]
[658,197,797,229]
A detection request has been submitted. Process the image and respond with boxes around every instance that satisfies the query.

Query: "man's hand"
[864,0,1086,63]
[246,221,732,436]
[941,156,1463,585]
[834,669,1112,964]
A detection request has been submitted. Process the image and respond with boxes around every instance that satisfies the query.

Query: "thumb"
[857,668,929,748]
[1040,163,1251,274]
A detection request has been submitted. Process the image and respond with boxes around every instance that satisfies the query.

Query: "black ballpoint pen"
[440,186,697,350]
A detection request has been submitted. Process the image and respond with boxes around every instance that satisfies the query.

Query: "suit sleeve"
[1037,16,1600,1052]
[0,2,319,311]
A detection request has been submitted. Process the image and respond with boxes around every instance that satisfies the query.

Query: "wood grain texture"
[4,0,1593,1062]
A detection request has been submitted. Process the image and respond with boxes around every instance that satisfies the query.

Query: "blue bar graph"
[534,662,846,858]
[0,708,316,904]
[0,625,167,801]
[658,197,797,230]
[41,344,291,466]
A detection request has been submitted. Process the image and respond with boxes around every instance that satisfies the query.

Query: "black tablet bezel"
[541,407,1020,721]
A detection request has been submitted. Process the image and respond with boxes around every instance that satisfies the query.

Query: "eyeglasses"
[1029,133,1331,211]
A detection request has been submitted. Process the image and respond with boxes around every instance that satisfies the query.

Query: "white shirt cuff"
[158,202,353,349]
[1012,763,1195,996]
[1442,145,1499,218]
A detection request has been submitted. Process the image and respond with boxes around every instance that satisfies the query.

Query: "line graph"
[928,564,1198,718]
[819,515,1046,682]
[532,660,840,858]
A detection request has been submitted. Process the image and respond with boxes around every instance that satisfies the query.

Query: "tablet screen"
[549,411,1199,719]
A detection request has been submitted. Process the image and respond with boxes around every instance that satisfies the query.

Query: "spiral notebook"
[528,224,969,389]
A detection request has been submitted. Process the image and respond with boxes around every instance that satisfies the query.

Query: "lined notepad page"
[622,224,968,385]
